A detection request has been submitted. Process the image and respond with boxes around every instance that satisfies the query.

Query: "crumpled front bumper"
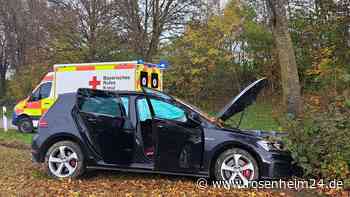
[260,151,301,179]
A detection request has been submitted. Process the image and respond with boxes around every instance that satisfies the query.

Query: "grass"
[0,129,34,144]
[224,103,281,131]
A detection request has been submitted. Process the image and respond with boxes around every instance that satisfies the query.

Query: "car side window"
[150,99,187,122]
[137,98,152,121]
[80,94,123,117]
[137,97,187,122]
[39,82,52,99]
[121,96,129,117]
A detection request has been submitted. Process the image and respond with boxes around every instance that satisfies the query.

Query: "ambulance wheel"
[18,117,34,133]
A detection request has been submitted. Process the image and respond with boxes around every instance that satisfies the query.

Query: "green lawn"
[224,103,281,131]
[0,129,34,145]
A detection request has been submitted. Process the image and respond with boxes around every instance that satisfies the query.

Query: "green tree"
[163,0,243,110]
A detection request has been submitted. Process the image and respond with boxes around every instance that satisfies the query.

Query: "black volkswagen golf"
[32,78,293,182]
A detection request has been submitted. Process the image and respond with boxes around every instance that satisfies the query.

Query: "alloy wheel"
[220,153,255,185]
[48,146,79,178]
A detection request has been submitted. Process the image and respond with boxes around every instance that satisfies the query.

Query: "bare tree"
[116,0,201,61]
[0,0,51,97]
[0,0,24,97]
[0,25,9,97]
[48,0,122,62]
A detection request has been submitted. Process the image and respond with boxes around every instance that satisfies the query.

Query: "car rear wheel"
[45,141,85,179]
[214,148,259,185]
[18,117,34,133]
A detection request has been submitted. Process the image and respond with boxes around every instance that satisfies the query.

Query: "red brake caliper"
[242,161,251,178]
[69,159,77,167]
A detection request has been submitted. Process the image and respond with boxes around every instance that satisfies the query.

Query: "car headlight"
[257,140,285,151]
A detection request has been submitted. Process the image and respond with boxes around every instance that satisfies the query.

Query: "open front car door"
[141,87,204,173]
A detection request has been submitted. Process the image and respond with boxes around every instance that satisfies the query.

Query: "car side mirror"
[187,112,201,124]
[29,93,40,102]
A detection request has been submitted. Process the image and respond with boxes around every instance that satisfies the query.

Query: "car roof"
[59,90,167,99]
[115,91,145,95]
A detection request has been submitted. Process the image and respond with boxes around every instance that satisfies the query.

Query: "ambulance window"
[31,89,41,101]
[40,82,52,99]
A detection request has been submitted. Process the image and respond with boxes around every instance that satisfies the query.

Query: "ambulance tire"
[18,117,34,133]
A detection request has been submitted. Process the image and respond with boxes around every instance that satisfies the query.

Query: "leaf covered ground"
[0,142,347,197]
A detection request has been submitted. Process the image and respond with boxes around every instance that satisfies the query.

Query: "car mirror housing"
[187,112,201,124]
[29,93,39,102]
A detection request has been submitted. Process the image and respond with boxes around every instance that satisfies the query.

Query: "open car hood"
[216,78,268,121]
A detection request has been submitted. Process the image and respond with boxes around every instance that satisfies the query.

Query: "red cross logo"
[89,76,101,89]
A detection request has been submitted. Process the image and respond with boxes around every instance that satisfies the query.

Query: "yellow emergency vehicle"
[13,61,164,132]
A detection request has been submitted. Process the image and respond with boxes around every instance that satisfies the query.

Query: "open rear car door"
[75,88,135,164]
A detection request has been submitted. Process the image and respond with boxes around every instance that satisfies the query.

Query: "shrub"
[282,98,350,188]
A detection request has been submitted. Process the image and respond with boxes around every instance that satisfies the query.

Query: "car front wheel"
[214,148,259,184]
[45,141,85,179]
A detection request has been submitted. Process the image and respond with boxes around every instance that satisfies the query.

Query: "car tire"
[44,141,85,179]
[18,117,34,133]
[214,148,259,183]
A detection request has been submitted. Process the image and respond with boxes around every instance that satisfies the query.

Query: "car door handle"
[88,118,97,122]
[157,125,164,129]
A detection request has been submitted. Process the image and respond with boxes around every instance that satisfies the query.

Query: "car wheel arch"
[17,114,31,119]
[40,133,87,163]
[209,141,263,179]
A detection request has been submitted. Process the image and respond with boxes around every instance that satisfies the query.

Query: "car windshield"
[173,97,222,127]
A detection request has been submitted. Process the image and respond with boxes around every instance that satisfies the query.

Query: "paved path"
[0,118,17,130]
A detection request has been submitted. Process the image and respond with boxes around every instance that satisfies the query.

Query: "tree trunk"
[0,68,6,98]
[267,0,302,117]
[146,0,161,61]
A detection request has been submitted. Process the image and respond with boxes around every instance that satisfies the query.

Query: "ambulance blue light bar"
[137,59,145,64]
[137,59,169,70]
[158,60,169,70]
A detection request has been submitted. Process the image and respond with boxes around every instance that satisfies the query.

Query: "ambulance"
[13,61,164,133]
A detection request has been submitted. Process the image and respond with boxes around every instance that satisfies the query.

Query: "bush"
[283,98,350,188]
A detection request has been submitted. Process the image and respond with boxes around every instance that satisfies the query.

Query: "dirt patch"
[0,139,30,150]
[0,144,346,196]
